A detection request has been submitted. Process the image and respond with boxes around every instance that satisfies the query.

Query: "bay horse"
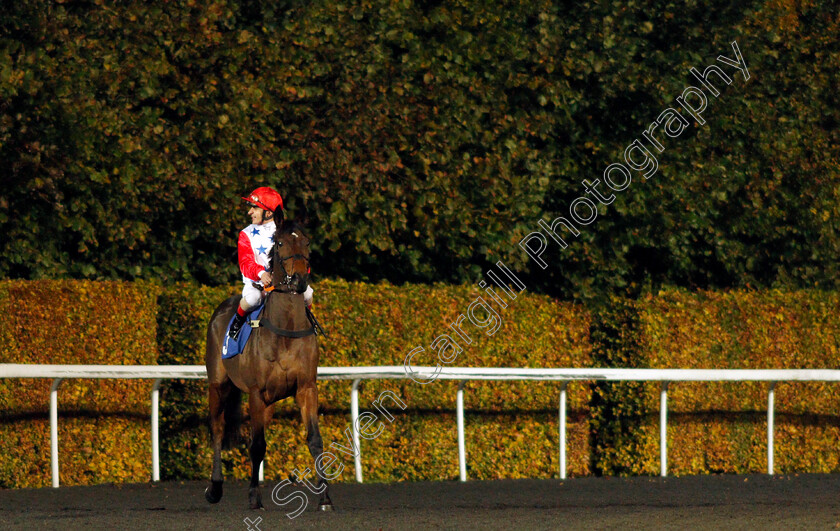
[204,219,333,511]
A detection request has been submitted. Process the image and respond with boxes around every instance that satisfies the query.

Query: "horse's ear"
[297,202,310,227]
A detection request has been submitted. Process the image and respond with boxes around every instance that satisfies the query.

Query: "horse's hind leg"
[297,385,334,510]
[247,390,269,510]
[205,380,232,503]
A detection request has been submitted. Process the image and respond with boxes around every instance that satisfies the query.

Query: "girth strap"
[248,318,316,338]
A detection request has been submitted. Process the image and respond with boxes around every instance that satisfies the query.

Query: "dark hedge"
[2,1,839,302]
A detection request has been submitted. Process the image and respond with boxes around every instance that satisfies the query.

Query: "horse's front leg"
[247,390,270,510]
[296,385,334,510]
[205,381,230,504]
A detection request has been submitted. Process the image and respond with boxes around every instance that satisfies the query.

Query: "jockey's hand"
[259,271,272,287]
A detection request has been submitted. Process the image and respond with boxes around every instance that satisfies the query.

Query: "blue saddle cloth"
[222,304,264,359]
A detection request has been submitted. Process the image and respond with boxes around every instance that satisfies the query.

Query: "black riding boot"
[229,312,247,340]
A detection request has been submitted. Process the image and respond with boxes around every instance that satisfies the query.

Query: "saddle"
[221,303,326,359]
[222,305,263,359]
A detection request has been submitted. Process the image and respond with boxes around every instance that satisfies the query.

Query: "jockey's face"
[248,205,273,225]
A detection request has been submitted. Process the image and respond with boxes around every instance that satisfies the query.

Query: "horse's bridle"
[268,236,311,292]
[273,254,310,288]
[250,237,321,338]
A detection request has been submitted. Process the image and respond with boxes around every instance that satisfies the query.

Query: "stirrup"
[229,314,246,340]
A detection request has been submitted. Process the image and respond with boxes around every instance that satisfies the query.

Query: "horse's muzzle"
[290,273,308,294]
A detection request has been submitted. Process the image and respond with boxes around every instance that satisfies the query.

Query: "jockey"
[229,186,314,340]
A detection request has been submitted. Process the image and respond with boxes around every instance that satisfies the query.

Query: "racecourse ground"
[1,474,839,530]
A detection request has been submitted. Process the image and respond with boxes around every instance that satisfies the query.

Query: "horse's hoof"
[205,483,223,504]
[249,488,263,510]
[248,495,264,510]
[319,503,335,512]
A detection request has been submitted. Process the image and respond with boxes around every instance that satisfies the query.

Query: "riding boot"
[229,311,248,340]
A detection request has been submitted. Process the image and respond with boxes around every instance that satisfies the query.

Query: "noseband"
[272,253,310,288]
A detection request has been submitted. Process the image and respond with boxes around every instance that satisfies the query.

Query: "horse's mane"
[275,219,308,238]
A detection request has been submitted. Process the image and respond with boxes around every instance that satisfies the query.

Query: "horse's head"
[269,219,311,294]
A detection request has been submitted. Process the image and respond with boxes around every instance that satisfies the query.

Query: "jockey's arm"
[237,230,266,282]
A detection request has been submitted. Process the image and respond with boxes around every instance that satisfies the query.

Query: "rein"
[249,316,316,338]
[250,223,320,338]
[248,286,317,338]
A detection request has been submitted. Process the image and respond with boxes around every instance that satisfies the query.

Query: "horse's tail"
[222,386,243,450]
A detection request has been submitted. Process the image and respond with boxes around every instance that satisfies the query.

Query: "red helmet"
[242,187,284,212]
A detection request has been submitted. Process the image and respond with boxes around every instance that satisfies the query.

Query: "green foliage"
[156,283,238,480]
[588,296,654,475]
[2,1,838,300]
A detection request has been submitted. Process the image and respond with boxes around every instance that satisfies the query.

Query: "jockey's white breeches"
[241,283,314,311]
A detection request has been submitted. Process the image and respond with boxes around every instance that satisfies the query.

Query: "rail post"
[457,381,467,482]
[351,379,362,483]
[660,381,669,477]
[559,381,567,480]
[50,378,63,488]
[151,379,162,482]
[768,382,776,475]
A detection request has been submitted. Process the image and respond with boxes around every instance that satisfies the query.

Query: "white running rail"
[2,364,840,487]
